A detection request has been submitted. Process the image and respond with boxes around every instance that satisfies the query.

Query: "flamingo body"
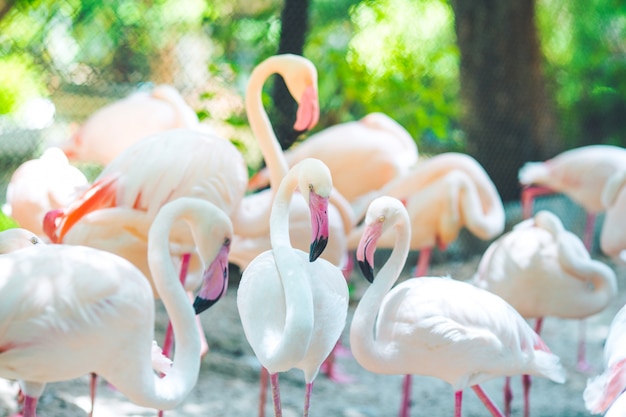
[62,84,204,165]
[473,210,617,320]
[519,145,626,213]
[4,147,87,239]
[248,112,418,202]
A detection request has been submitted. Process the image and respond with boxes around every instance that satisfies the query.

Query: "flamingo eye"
[378,215,385,223]
[308,183,314,192]
[30,237,40,245]
[224,237,231,247]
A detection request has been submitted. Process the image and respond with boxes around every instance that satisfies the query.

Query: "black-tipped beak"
[193,295,220,315]
[309,235,328,262]
[357,259,374,283]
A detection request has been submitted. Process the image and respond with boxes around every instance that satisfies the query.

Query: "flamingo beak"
[356,221,383,283]
[293,85,319,133]
[43,209,64,243]
[193,243,230,315]
[309,190,329,262]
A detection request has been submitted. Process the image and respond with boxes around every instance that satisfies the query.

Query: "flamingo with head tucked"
[237,158,349,417]
[351,196,566,417]
[0,197,232,417]
[473,210,617,416]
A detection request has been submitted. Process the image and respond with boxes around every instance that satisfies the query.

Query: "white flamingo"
[350,196,566,417]
[0,197,232,417]
[237,158,349,417]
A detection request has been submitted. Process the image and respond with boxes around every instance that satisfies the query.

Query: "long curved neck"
[129,205,202,409]
[265,164,315,368]
[231,59,292,235]
[456,173,505,240]
[350,213,410,369]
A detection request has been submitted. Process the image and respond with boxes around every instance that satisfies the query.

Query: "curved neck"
[134,204,202,409]
[455,172,505,240]
[232,59,293,234]
[350,212,410,369]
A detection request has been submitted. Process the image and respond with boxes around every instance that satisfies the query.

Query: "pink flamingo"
[3,147,87,239]
[0,197,233,417]
[519,144,626,371]
[473,210,616,417]
[350,196,566,417]
[0,228,43,253]
[349,152,505,277]
[237,158,349,417]
[584,303,626,415]
[62,84,205,166]
[248,112,418,203]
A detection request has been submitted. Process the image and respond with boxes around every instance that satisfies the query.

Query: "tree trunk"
[270,0,310,150]
[451,0,562,202]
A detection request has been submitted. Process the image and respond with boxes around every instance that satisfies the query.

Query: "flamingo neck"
[246,58,290,191]
[140,203,202,409]
[350,211,411,370]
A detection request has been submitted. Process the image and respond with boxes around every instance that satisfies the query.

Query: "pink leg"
[472,385,504,417]
[22,395,37,417]
[259,367,269,417]
[303,381,313,417]
[534,317,544,335]
[454,390,463,417]
[503,377,512,417]
[89,373,97,417]
[520,185,554,220]
[522,375,531,417]
[319,342,354,384]
[398,374,412,417]
[270,373,282,417]
[415,247,432,277]
[577,319,593,373]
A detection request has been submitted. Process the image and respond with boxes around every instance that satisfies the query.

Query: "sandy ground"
[1,241,624,417]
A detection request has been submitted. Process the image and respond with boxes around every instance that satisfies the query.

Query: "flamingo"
[247,112,418,203]
[348,152,505,277]
[518,144,626,371]
[0,228,43,253]
[583,303,626,415]
[62,84,206,166]
[350,196,566,417]
[3,147,88,239]
[237,158,349,417]
[473,210,617,416]
[0,197,233,417]
[598,169,626,263]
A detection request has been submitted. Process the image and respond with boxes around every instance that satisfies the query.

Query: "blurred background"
[0,0,624,203]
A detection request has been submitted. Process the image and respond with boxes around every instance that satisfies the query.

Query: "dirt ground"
[1,240,624,417]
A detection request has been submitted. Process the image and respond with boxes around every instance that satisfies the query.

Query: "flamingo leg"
[503,376,512,417]
[259,367,269,417]
[472,385,504,417]
[21,395,37,417]
[415,247,432,277]
[522,375,531,417]
[577,319,593,373]
[89,372,97,417]
[454,390,463,417]
[303,381,313,417]
[270,372,283,417]
[398,374,412,417]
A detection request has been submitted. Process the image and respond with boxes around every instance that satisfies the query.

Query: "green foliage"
[537,0,626,147]
[0,211,19,231]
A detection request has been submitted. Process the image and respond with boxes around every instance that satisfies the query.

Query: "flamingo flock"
[0,53,623,417]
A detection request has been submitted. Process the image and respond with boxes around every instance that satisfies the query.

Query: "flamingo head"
[277,54,319,132]
[296,158,332,262]
[43,209,65,243]
[356,196,407,283]
[193,237,231,315]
